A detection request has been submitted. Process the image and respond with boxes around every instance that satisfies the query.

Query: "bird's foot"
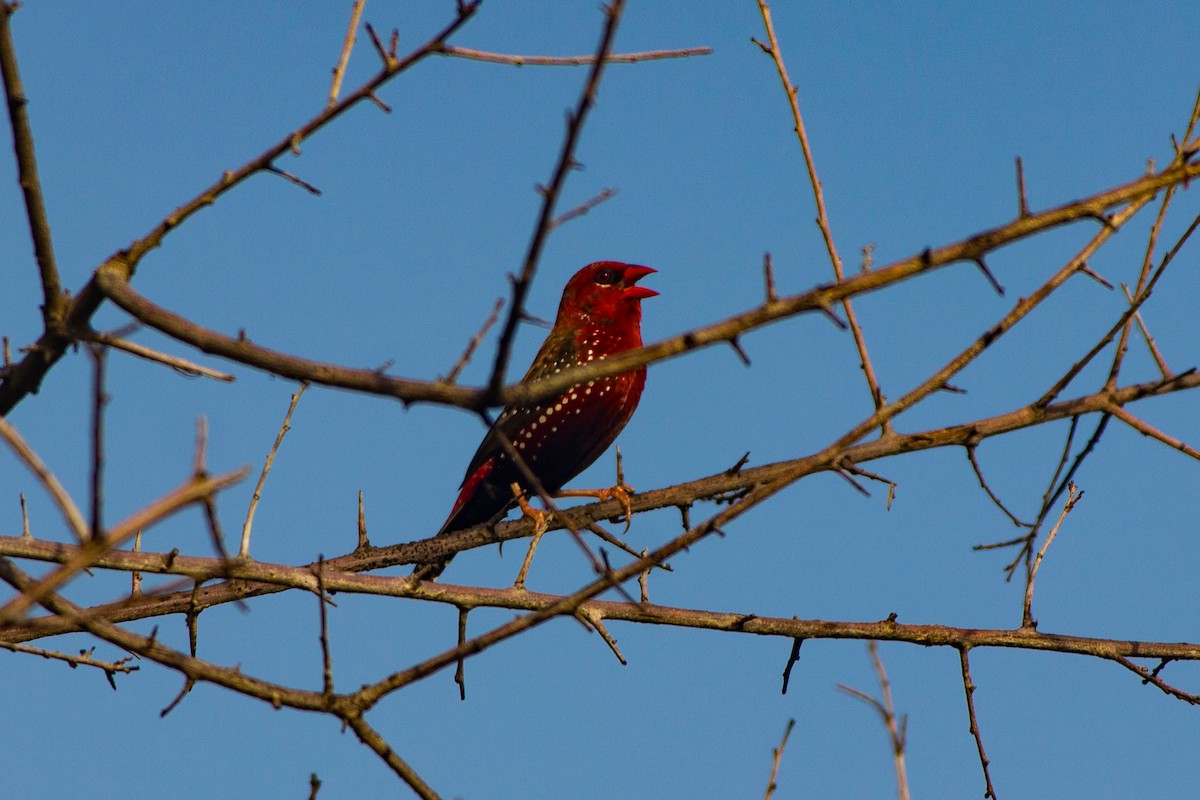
[511,483,549,535]
[556,482,636,532]
[511,483,548,589]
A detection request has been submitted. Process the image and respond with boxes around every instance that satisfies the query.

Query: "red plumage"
[422,261,656,575]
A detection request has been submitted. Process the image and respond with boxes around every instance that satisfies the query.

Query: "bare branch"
[328,0,366,106]
[441,298,504,384]
[0,467,249,625]
[754,0,889,431]
[959,648,998,799]
[837,642,910,800]
[0,640,137,687]
[485,0,627,401]
[84,330,236,381]
[0,416,89,543]
[762,718,795,800]
[1022,483,1083,628]
[440,44,710,67]
[0,5,64,327]
[0,1,481,415]
[241,384,309,558]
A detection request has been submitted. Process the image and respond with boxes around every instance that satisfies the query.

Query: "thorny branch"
[3,5,1200,798]
[754,0,890,433]
[4,365,1199,642]
[0,2,482,416]
[485,0,627,402]
[81,155,1200,416]
[837,642,910,800]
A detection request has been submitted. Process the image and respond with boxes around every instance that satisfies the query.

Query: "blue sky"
[2,3,1199,798]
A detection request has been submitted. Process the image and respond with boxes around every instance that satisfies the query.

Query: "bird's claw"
[599,482,635,532]
[557,482,636,532]
[511,483,549,535]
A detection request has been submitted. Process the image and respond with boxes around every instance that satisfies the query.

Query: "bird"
[416,261,657,579]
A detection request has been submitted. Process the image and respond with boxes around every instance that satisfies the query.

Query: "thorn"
[781,636,804,695]
[973,257,1004,295]
[1014,155,1030,218]
[818,303,848,329]
[518,311,551,328]
[1077,261,1114,289]
[725,452,751,476]
[356,490,370,551]
[728,336,751,366]
[367,92,392,114]
[265,165,321,195]
[762,252,778,303]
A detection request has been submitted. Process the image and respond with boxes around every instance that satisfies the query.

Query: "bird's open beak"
[622,265,658,300]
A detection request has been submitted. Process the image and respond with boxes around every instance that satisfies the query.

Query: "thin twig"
[240,384,308,558]
[0,416,89,542]
[485,0,626,402]
[754,0,889,432]
[1120,283,1172,378]
[83,330,235,381]
[1105,91,1200,390]
[87,344,107,541]
[1108,404,1200,460]
[965,445,1031,528]
[440,44,710,67]
[0,639,138,687]
[548,187,617,229]
[131,530,143,597]
[1022,483,1082,628]
[442,298,504,384]
[837,642,910,800]
[328,0,366,106]
[264,165,322,195]
[1111,655,1200,705]
[316,558,334,696]
[958,647,998,799]
[762,719,795,800]
[343,715,442,799]
[0,467,248,625]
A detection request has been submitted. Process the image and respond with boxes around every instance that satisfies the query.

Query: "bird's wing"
[455,340,571,488]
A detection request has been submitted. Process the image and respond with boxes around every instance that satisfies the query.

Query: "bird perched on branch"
[417,261,657,579]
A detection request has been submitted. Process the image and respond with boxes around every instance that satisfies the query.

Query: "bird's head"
[556,261,658,328]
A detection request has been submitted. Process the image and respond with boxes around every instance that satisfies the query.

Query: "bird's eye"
[594,267,617,285]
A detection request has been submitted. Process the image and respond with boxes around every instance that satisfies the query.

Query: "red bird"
[420,261,657,577]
